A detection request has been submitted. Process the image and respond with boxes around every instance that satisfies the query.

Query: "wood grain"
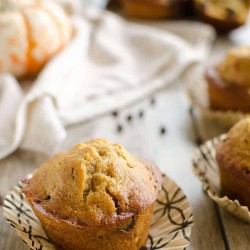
[219,208,250,250]
[0,150,46,250]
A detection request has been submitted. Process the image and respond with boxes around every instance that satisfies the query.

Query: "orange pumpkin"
[0,0,72,78]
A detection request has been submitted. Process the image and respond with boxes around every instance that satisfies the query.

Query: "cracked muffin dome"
[23,138,162,250]
[217,47,250,87]
[216,118,250,209]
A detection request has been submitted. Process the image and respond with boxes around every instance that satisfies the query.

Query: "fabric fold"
[0,9,216,159]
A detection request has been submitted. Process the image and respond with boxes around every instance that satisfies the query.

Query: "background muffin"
[217,47,250,87]
[216,118,250,209]
[120,0,187,19]
[23,139,162,250]
[206,47,250,112]
[194,0,250,32]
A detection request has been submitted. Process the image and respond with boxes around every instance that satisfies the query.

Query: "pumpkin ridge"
[20,9,44,77]
[37,3,65,52]
[0,1,72,78]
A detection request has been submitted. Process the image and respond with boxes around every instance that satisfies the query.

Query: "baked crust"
[23,139,162,250]
[216,119,250,208]
[194,0,249,32]
[217,47,250,87]
[26,199,154,250]
[120,0,184,19]
[206,67,250,112]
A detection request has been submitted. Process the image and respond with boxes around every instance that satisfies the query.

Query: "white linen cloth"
[0,9,215,159]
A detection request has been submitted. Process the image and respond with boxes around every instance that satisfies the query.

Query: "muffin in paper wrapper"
[192,134,250,223]
[186,67,250,128]
[3,173,193,250]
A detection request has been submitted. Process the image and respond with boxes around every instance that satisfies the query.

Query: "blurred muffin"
[206,47,250,112]
[217,47,250,87]
[23,139,162,250]
[108,0,122,10]
[216,118,250,209]
[194,0,250,32]
[120,0,186,19]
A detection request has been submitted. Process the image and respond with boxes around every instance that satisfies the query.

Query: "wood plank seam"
[214,204,231,250]
[189,105,231,250]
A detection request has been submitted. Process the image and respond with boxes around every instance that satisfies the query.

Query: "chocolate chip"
[138,110,144,118]
[46,195,51,200]
[127,115,132,122]
[0,195,3,206]
[160,126,167,135]
[150,98,156,106]
[140,247,148,250]
[112,111,118,117]
[124,216,135,231]
[117,124,123,133]
[72,168,75,180]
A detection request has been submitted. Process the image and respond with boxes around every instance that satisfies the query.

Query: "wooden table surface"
[1,21,250,250]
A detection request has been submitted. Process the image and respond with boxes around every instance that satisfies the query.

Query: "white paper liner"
[192,134,250,223]
[186,67,250,128]
[3,173,193,250]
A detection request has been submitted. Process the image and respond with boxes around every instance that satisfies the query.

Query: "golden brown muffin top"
[24,139,162,226]
[217,47,250,87]
[216,118,250,177]
[195,0,249,23]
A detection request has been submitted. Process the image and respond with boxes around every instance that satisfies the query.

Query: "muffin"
[23,139,162,250]
[216,118,250,209]
[206,47,250,112]
[194,0,250,32]
[120,0,186,19]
